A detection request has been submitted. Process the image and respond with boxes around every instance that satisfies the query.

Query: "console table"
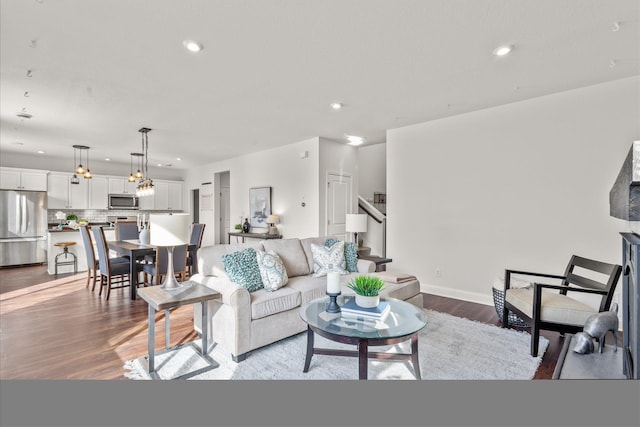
[228,231,283,244]
[358,255,392,272]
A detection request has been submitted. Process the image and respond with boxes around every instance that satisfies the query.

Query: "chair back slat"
[565,255,622,312]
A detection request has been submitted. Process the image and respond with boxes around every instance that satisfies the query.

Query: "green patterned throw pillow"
[325,238,358,273]
[311,241,348,277]
[222,247,264,292]
[255,249,289,291]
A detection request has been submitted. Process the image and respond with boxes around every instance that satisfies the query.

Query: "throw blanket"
[372,271,417,283]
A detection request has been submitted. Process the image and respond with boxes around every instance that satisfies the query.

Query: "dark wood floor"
[0,264,564,380]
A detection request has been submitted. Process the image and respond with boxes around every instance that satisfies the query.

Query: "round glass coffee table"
[299,295,427,380]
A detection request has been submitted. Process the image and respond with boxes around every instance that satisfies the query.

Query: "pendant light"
[70,146,80,184]
[136,127,154,197]
[73,144,88,174]
[83,146,92,179]
[129,153,143,182]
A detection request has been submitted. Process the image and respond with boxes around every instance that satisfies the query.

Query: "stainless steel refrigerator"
[0,190,48,267]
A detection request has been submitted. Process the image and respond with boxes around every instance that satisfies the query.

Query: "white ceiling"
[1,0,638,172]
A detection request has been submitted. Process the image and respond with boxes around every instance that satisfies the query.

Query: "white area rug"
[123,309,548,380]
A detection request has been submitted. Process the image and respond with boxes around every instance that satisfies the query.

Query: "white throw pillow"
[255,249,289,291]
[310,241,348,277]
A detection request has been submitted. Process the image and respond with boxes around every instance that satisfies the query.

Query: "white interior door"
[326,173,352,240]
[220,186,230,244]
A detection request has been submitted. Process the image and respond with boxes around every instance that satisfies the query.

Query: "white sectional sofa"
[191,236,423,362]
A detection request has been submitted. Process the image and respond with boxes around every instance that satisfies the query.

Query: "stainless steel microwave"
[108,194,139,210]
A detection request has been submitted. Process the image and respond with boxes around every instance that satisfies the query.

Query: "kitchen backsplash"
[47,209,152,224]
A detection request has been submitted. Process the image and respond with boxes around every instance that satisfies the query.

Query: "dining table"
[107,240,198,300]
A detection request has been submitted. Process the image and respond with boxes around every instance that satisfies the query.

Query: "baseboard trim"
[420,283,494,307]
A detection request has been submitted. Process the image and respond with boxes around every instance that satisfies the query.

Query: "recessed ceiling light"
[176,157,182,161]
[346,135,365,146]
[331,102,343,110]
[493,45,513,57]
[105,158,111,161]
[183,40,203,52]
[36,150,45,154]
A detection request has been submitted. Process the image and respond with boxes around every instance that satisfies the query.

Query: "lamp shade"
[149,213,190,246]
[266,214,280,224]
[345,214,367,233]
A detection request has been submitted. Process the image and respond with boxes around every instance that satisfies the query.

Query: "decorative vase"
[139,226,150,245]
[242,218,250,233]
[355,294,380,308]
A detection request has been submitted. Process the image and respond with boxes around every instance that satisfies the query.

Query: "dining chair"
[502,254,622,357]
[114,221,139,241]
[79,226,129,291]
[186,223,206,276]
[142,244,189,286]
[92,225,132,300]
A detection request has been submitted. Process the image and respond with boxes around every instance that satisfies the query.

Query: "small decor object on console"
[347,275,385,308]
[242,218,250,233]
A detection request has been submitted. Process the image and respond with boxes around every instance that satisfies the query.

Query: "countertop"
[48,223,115,232]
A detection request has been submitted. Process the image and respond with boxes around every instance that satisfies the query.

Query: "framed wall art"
[249,186,272,228]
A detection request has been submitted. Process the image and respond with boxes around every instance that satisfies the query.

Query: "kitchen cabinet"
[88,176,109,209]
[48,172,88,209]
[137,180,183,211]
[0,167,48,191]
[152,180,183,210]
[108,177,137,194]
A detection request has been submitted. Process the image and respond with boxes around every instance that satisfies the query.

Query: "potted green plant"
[234,223,242,231]
[347,275,385,308]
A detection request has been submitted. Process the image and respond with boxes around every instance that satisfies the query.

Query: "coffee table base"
[302,326,422,380]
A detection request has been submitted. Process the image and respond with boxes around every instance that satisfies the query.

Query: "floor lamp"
[149,213,191,290]
[345,213,367,247]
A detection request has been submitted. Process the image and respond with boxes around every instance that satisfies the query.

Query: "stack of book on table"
[341,299,390,322]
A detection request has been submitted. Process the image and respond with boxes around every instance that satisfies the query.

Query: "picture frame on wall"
[249,186,272,228]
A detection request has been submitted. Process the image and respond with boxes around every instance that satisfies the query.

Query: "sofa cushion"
[286,275,328,305]
[222,247,264,292]
[198,242,264,278]
[256,249,289,291]
[311,241,348,277]
[325,238,358,273]
[249,286,301,320]
[262,238,310,277]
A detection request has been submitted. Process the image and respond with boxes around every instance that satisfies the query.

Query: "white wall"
[387,76,640,307]
[358,143,386,201]
[184,137,322,246]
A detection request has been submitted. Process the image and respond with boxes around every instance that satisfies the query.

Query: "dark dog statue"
[582,303,619,353]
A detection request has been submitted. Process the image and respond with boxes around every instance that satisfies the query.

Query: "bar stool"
[54,241,78,277]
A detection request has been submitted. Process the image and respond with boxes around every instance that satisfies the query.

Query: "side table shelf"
[553,334,627,379]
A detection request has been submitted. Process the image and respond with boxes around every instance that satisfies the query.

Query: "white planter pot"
[355,294,380,308]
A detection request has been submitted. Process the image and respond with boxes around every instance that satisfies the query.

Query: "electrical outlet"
[435,268,442,278]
